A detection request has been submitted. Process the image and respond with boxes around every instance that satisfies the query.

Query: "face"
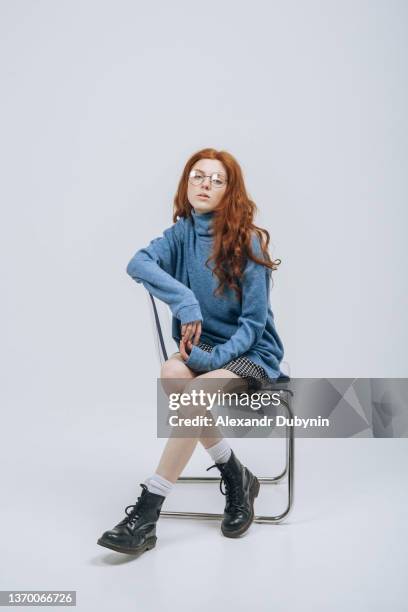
[187,158,228,214]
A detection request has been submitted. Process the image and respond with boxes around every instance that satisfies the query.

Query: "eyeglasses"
[188,169,227,189]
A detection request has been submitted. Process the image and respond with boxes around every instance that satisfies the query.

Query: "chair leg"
[160,396,295,524]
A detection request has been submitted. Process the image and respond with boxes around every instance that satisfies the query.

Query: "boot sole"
[97,535,157,555]
[221,476,260,538]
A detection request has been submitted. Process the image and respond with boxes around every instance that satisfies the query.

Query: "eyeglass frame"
[188,169,228,189]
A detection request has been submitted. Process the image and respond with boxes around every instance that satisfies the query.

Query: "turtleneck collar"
[191,208,215,239]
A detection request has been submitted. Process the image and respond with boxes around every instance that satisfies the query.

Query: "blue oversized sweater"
[126,208,285,380]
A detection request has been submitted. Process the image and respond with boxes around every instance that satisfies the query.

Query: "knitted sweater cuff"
[177,304,203,325]
[184,345,212,372]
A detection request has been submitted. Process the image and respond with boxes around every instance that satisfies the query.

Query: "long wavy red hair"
[173,148,281,301]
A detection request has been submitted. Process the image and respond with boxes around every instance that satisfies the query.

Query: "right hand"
[181,320,202,346]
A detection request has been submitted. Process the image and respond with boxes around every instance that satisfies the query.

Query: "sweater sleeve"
[126,219,203,325]
[184,237,268,372]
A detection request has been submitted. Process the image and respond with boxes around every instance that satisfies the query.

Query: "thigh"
[178,368,249,419]
[187,368,250,394]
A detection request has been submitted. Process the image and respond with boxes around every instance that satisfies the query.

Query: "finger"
[183,323,192,340]
[193,321,202,345]
[179,339,188,360]
[196,321,202,343]
[188,324,196,342]
[188,323,196,342]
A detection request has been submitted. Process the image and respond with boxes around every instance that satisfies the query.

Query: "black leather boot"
[97,483,165,555]
[206,450,260,538]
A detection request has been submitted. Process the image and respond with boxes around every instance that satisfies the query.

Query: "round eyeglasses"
[188,169,227,189]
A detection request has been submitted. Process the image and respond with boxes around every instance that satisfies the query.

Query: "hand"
[179,337,193,361]
[181,320,202,346]
[179,319,202,362]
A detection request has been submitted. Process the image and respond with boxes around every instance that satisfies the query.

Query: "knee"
[160,359,182,379]
[160,358,192,397]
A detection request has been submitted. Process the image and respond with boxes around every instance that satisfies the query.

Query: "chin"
[195,205,207,213]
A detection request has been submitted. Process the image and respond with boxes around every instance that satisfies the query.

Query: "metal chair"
[146,291,295,524]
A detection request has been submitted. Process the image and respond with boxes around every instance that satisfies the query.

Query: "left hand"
[179,337,193,361]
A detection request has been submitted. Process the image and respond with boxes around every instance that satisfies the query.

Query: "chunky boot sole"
[97,535,157,555]
[221,476,260,538]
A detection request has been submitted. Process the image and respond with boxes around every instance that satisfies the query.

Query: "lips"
[198,193,210,199]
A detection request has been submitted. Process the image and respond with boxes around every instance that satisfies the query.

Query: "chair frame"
[148,292,295,524]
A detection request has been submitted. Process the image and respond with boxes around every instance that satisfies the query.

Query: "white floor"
[2,405,407,612]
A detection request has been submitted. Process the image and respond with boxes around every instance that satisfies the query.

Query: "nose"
[201,176,211,189]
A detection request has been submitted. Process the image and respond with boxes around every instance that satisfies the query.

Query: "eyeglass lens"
[189,169,227,188]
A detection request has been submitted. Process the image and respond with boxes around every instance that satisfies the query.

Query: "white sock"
[206,439,232,464]
[144,473,174,497]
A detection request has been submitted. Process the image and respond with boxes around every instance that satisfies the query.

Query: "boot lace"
[206,464,246,512]
[122,483,150,526]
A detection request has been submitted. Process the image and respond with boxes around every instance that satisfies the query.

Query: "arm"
[184,240,268,372]
[126,220,203,325]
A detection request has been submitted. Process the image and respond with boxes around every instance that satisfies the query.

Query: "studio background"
[1,1,407,611]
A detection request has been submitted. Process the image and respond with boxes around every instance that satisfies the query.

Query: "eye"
[189,169,205,186]
[212,173,227,187]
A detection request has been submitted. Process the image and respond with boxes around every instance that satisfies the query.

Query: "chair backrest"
[146,292,175,365]
[146,291,290,378]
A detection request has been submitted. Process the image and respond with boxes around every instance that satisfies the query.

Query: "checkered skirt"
[196,342,269,382]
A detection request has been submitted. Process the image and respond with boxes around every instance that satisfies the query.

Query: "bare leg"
[155,355,247,482]
[159,352,226,449]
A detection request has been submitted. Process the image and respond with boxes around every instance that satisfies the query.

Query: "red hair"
[173,148,281,301]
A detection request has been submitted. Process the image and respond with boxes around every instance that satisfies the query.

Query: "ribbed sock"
[144,473,174,497]
[206,439,232,464]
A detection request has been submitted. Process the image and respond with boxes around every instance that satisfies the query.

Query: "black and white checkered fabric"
[197,342,269,382]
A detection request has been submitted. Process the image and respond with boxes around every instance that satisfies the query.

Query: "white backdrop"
[1,3,407,608]
[2,1,407,416]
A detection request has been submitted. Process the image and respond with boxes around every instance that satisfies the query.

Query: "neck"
[191,207,215,239]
